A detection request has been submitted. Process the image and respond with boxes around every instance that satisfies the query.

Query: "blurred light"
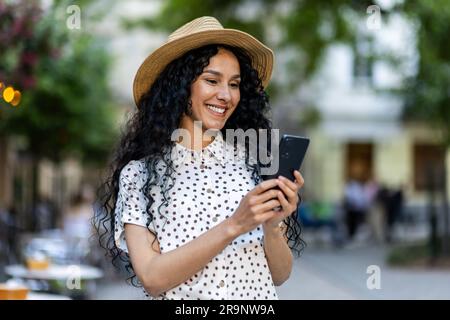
[1,85,22,106]
[3,86,15,103]
[11,90,22,107]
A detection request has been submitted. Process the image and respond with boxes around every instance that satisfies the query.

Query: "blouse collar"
[171,131,258,168]
[171,131,228,167]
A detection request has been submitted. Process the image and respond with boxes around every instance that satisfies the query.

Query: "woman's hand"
[263,170,305,232]
[229,179,282,235]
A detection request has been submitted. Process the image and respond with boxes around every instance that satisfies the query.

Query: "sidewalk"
[277,243,450,300]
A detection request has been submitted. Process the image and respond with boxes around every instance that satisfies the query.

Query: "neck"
[178,116,216,151]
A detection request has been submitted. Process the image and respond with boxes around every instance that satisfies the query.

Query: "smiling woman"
[96,16,305,300]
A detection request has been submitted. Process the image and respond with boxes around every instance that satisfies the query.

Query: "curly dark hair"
[94,44,305,285]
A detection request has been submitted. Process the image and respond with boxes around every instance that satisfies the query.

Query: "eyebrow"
[203,69,241,79]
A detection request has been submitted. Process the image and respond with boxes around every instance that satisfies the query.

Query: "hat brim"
[133,29,274,106]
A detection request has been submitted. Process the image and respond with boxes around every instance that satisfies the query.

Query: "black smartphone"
[261,134,310,182]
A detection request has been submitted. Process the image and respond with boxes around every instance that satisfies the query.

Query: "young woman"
[96,16,305,300]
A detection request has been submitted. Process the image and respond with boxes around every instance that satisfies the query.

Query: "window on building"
[413,144,446,192]
[352,37,374,86]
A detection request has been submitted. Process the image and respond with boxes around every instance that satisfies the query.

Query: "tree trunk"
[30,156,39,231]
[0,135,12,208]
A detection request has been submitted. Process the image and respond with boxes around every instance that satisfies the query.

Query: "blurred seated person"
[298,201,342,247]
[64,194,92,238]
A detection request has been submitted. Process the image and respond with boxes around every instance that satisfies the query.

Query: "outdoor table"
[27,292,71,300]
[5,264,103,299]
[5,264,103,281]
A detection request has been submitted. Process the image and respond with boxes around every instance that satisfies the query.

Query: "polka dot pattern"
[115,133,278,300]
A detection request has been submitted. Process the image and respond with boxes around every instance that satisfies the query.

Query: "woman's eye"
[230,83,240,88]
[206,79,217,84]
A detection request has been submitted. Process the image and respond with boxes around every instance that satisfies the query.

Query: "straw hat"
[133,16,274,106]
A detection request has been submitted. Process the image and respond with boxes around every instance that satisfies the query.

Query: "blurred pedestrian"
[365,180,385,244]
[344,179,369,240]
[385,186,404,243]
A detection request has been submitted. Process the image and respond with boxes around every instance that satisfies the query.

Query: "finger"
[277,190,292,213]
[252,179,279,195]
[278,192,298,218]
[253,199,281,213]
[277,179,297,201]
[278,175,299,192]
[253,188,280,204]
[293,170,305,187]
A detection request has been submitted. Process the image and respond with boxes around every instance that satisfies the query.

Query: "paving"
[277,243,450,300]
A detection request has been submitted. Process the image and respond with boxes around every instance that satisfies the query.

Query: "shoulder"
[119,157,171,186]
[120,159,148,182]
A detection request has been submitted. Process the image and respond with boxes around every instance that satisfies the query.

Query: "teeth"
[206,104,225,114]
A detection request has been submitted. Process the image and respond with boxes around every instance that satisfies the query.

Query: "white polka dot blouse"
[114,133,278,300]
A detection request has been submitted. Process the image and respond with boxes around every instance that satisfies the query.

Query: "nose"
[216,84,231,103]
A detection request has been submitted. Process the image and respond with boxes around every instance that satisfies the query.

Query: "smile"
[205,104,226,117]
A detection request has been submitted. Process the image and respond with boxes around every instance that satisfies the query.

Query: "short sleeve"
[114,160,156,253]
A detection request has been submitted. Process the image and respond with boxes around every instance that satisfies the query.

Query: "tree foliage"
[0,0,118,164]
[400,0,450,147]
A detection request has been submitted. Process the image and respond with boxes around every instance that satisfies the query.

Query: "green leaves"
[401,0,450,147]
[0,0,118,164]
